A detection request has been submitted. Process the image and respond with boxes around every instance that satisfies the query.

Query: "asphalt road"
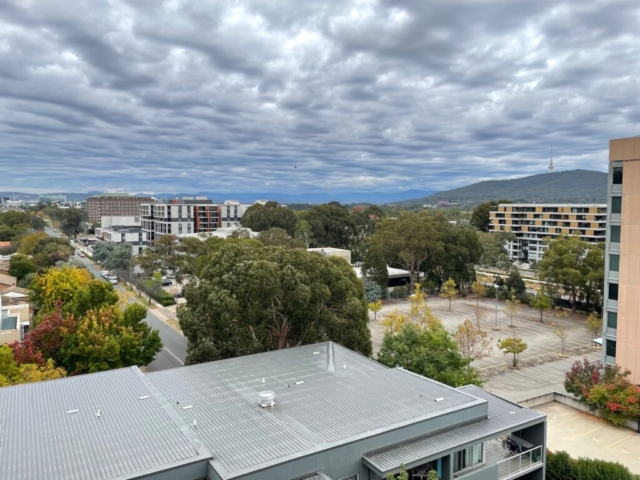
[42,224,187,371]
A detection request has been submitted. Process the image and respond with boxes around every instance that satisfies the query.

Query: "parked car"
[161,279,173,287]
[78,252,85,258]
[101,270,110,278]
[106,276,118,285]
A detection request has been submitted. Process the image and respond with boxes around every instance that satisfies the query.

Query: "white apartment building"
[490,203,607,262]
[140,198,251,247]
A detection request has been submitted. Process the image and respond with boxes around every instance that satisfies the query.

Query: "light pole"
[493,284,501,330]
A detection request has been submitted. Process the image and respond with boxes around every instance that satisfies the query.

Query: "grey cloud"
[0,0,638,194]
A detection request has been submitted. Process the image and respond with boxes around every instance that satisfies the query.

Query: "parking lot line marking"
[558,416,580,425]
[608,435,631,448]
[582,426,603,436]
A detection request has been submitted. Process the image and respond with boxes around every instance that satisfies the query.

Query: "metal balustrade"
[497,446,542,479]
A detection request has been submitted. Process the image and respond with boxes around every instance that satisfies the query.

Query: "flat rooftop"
[0,343,541,480]
[148,342,483,477]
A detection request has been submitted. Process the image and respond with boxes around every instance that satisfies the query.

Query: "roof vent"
[259,391,275,408]
[435,397,444,402]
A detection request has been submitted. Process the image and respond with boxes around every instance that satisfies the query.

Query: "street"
[42,224,187,371]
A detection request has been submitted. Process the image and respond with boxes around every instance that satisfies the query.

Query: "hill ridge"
[394,169,607,207]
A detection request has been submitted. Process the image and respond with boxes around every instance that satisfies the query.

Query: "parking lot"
[369,296,594,374]
[536,402,640,474]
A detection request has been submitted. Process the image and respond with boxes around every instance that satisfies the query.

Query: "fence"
[497,446,543,479]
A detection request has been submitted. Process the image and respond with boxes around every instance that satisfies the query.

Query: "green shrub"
[546,450,639,480]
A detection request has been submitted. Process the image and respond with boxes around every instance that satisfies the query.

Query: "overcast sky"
[1,0,639,194]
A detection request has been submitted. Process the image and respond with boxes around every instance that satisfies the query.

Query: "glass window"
[606,339,617,358]
[612,167,623,185]
[610,225,621,243]
[609,254,620,272]
[607,311,618,329]
[611,196,622,214]
[453,443,483,472]
[609,283,619,301]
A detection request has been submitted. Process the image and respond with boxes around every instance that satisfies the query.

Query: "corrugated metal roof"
[0,367,205,480]
[148,342,481,476]
[363,385,546,473]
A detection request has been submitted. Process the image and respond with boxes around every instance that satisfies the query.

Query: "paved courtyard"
[369,296,595,374]
[535,402,640,474]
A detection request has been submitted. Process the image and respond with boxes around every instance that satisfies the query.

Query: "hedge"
[547,450,639,480]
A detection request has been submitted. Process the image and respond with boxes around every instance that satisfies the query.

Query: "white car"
[107,276,118,285]
[101,270,110,278]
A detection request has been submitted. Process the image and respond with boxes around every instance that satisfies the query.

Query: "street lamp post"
[493,284,501,330]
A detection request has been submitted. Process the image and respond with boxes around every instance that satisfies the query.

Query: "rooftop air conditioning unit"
[259,391,275,408]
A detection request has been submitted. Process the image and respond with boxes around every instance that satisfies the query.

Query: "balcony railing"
[497,446,542,479]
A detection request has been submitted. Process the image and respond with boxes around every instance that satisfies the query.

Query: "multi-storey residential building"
[489,203,607,262]
[0,342,547,480]
[140,198,250,247]
[86,193,153,224]
[602,137,640,382]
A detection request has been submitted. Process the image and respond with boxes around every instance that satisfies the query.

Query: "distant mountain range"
[0,190,433,205]
[394,169,608,208]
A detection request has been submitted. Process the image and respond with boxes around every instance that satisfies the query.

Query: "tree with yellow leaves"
[381,284,441,334]
[29,266,119,324]
[368,299,382,321]
[453,319,493,374]
[440,278,457,311]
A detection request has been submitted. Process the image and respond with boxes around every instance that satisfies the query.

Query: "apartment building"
[489,203,607,262]
[86,193,152,224]
[0,342,546,480]
[140,197,249,247]
[602,137,640,383]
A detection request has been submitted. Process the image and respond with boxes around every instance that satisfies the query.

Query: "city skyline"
[1,0,638,193]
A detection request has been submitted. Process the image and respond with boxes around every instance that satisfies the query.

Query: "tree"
[241,202,299,235]
[471,281,486,307]
[258,227,305,249]
[29,266,119,321]
[294,219,313,248]
[24,304,162,375]
[155,234,178,256]
[453,319,493,374]
[92,241,117,263]
[585,312,603,341]
[104,243,133,278]
[530,293,553,322]
[378,323,482,387]
[546,450,638,480]
[363,278,385,302]
[135,248,162,276]
[368,299,382,321]
[382,284,441,334]
[361,241,389,289]
[31,236,74,268]
[477,231,513,271]
[17,232,48,255]
[497,335,527,367]
[60,208,85,237]
[552,320,572,357]
[178,242,372,364]
[1,210,31,228]
[0,345,66,387]
[29,215,47,231]
[304,202,355,249]
[582,243,605,311]
[505,267,526,296]
[435,226,482,291]
[8,254,37,281]
[538,235,592,312]
[0,225,15,241]
[426,470,439,480]
[503,290,520,328]
[367,212,443,289]
[473,305,489,329]
[440,278,457,311]
[470,200,511,232]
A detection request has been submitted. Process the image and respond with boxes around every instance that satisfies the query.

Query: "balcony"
[456,439,543,480]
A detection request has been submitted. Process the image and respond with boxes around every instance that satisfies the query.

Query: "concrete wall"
[518,392,639,432]
[0,328,19,345]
